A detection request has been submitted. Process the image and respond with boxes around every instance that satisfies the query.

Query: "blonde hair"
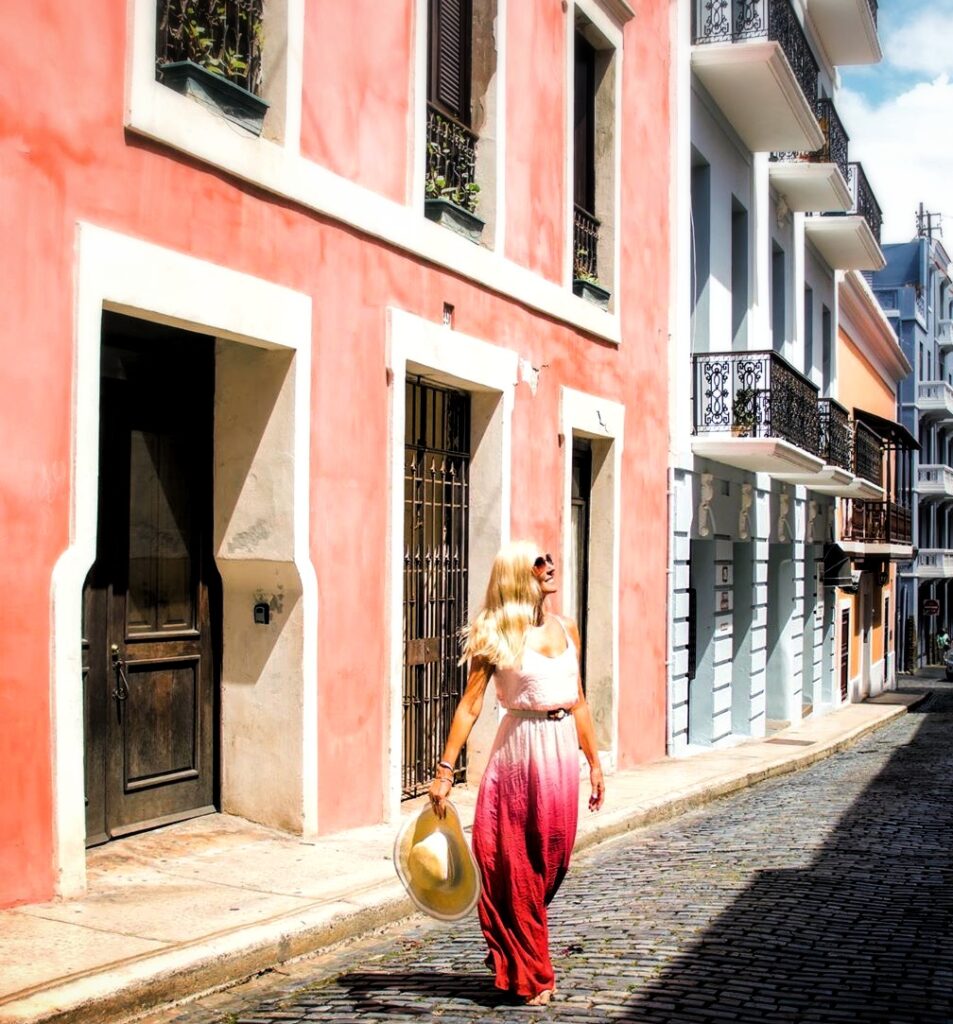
[460,540,544,669]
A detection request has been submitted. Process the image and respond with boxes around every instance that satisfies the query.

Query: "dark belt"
[505,707,573,721]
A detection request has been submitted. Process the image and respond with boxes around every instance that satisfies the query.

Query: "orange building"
[0,0,673,908]
[831,271,915,699]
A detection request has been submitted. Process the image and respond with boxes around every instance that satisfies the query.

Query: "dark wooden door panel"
[84,317,218,845]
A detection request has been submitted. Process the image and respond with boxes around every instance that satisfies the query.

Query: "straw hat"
[393,801,481,921]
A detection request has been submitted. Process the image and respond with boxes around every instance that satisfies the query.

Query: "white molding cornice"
[838,269,911,385]
[593,0,635,26]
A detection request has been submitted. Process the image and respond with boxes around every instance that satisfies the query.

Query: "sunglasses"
[533,553,554,570]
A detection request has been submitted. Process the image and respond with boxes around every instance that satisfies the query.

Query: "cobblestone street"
[146,683,953,1024]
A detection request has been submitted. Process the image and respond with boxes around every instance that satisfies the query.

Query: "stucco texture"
[0,0,671,905]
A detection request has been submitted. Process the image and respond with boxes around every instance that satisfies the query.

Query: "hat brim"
[393,801,482,921]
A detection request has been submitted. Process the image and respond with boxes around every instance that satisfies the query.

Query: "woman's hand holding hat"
[429,773,452,819]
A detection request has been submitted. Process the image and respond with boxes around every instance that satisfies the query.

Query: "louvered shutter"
[429,0,471,125]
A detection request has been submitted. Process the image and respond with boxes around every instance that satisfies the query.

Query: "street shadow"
[616,690,953,1022]
[337,970,517,1012]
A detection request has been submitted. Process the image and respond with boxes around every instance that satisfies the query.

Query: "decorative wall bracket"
[739,482,753,540]
[698,472,716,538]
[777,488,793,542]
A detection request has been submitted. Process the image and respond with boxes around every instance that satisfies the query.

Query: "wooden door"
[840,608,850,702]
[84,318,219,845]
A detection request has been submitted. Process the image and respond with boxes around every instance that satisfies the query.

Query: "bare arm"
[428,655,493,818]
[565,618,605,812]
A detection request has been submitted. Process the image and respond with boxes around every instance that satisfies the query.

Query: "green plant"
[425,132,480,213]
[158,0,264,92]
[732,387,757,434]
[573,248,599,285]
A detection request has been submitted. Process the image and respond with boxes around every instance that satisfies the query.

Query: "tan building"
[829,270,915,699]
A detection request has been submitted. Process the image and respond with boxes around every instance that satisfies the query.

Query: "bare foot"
[525,988,554,1006]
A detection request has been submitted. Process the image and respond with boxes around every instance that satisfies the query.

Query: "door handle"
[110,644,130,702]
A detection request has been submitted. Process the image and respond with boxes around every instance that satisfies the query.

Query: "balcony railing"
[771,97,849,181]
[817,398,852,471]
[918,380,953,420]
[846,162,882,244]
[426,104,479,213]
[916,549,953,577]
[853,421,883,486]
[156,0,264,95]
[573,205,601,283]
[843,500,912,546]
[918,464,953,495]
[693,350,821,456]
[937,319,953,352]
[693,0,819,111]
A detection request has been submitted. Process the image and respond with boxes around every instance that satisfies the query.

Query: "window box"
[573,278,611,310]
[424,197,485,244]
[159,60,269,136]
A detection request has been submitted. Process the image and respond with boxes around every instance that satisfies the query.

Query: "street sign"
[923,599,940,616]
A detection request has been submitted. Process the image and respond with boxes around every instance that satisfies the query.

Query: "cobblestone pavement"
[145,683,953,1024]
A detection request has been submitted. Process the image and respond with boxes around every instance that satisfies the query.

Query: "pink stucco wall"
[0,0,671,906]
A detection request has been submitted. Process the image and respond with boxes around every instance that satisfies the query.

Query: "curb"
[1,696,924,1024]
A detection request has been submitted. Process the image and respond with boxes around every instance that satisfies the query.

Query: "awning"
[852,408,920,451]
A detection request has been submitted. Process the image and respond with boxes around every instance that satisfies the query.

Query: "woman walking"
[429,540,605,1006]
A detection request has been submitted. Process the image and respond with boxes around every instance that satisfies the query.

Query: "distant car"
[944,649,953,681]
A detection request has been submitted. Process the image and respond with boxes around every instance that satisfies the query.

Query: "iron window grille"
[155,0,264,95]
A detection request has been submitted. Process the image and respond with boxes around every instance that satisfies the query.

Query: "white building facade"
[669,0,887,752]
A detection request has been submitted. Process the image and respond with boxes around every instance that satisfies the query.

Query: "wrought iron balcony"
[842,499,912,546]
[573,205,601,283]
[844,162,882,244]
[808,160,884,269]
[694,0,819,111]
[771,98,849,180]
[853,420,883,486]
[693,350,821,456]
[818,398,852,471]
[426,104,479,213]
[156,0,264,95]
[808,0,880,67]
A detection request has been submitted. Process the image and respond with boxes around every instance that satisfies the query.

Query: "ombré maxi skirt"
[471,712,580,999]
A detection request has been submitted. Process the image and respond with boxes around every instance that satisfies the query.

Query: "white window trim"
[565,0,625,302]
[126,0,619,345]
[51,223,317,895]
[559,386,624,769]
[384,308,517,821]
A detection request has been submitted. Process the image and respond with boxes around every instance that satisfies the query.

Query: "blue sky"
[839,0,953,243]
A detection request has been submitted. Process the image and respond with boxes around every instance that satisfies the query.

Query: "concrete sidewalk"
[0,691,925,1024]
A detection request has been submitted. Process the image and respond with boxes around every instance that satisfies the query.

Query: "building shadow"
[337,970,514,1012]
[616,690,953,1022]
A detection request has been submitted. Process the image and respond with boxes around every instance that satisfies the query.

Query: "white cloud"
[884,4,953,76]
[837,75,953,243]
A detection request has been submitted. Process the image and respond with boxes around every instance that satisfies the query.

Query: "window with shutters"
[572,10,618,309]
[424,0,498,245]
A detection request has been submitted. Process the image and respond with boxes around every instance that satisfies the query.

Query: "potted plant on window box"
[424,160,484,244]
[731,388,757,437]
[572,250,611,311]
[156,0,269,136]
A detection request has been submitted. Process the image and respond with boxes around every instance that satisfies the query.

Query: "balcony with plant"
[691,350,827,477]
[424,105,483,244]
[155,0,268,135]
